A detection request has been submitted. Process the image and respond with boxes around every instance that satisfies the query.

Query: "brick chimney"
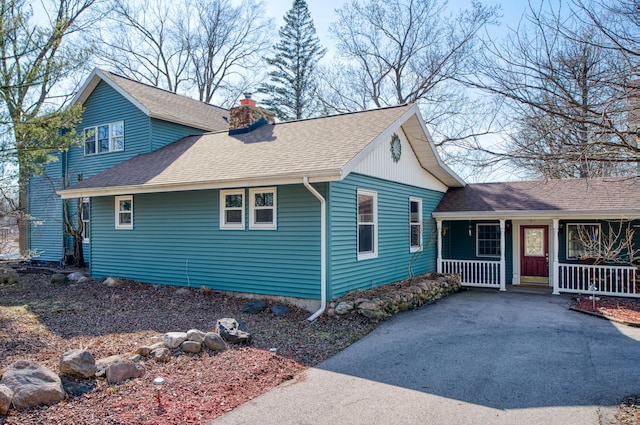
[229,93,275,135]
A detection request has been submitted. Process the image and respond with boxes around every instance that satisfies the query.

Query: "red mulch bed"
[572,296,640,326]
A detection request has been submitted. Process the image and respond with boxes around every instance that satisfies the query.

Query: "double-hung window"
[115,195,133,229]
[81,198,90,242]
[567,223,600,259]
[357,190,378,260]
[409,197,422,252]
[220,189,245,229]
[249,187,276,229]
[477,223,500,257]
[84,121,124,155]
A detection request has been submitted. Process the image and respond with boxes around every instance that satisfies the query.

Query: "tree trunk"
[18,175,28,258]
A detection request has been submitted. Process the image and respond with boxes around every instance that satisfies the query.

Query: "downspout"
[303,177,326,321]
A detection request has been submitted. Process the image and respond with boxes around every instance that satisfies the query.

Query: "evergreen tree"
[259,0,326,121]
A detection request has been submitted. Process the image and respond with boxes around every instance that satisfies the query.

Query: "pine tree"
[259,0,326,121]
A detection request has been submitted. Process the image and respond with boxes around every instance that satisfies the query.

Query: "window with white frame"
[567,223,601,259]
[249,187,276,229]
[409,197,422,252]
[84,121,124,155]
[357,190,378,260]
[477,223,500,257]
[220,189,244,229]
[115,195,133,229]
[81,198,90,243]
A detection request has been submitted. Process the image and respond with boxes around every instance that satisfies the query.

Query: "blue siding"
[327,173,445,299]
[28,158,64,262]
[558,219,640,263]
[150,118,208,151]
[90,184,324,299]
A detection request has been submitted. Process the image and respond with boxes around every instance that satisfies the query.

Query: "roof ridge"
[100,69,228,113]
[466,176,638,186]
[273,103,413,126]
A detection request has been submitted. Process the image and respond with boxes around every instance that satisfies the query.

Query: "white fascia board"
[432,210,640,220]
[57,171,342,199]
[71,68,151,116]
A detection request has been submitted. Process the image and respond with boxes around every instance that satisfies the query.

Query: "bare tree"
[469,1,638,178]
[95,0,191,92]
[576,222,640,266]
[320,0,500,143]
[0,0,96,256]
[184,0,272,104]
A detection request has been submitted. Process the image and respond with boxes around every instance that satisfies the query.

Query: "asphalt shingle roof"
[64,104,415,193]
[434,177,640,213]
[101,71,229,132]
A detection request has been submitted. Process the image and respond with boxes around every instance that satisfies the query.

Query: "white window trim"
[357,189,378,261]
[220,189,245,230]
[84,121,124,156]
[249,187,277,230]
[566,222,601,259]
[81,197,90,243]
[409,197,423,253]
[115,195,133,230]
[476,223,500,258]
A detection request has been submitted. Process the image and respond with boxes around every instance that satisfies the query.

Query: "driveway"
[212,288,640,425]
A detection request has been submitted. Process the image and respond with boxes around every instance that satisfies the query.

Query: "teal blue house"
[31,70,639,318]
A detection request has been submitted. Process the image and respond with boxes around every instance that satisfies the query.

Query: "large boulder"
[203,332,227,352]
[67,271,87,281]
[180,341,202,354]
[241,301,268,314]
[151,347,171,363]
[51,273,68,284]
[105,362,143,384]
[0,384,13,414]
[215,318,252,344]
[59,349,97,378]
[0,360,65,409]
[186,329,206,344]
[270,305,290,317]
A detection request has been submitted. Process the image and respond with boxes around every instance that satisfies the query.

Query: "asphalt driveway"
[212,288,640,425]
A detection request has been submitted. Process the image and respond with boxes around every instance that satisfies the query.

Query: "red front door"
[520,225,549,283]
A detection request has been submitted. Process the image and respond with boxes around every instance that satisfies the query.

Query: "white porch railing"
[557,263,638,298]
[441,259,501,288]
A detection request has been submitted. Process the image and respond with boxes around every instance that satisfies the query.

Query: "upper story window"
[115,195,133,229]
[477,223,500,257]
[249,187,277,229]
[85,121,124,155]
[81,198,90,243]
[357,189,378,260]
[220,189,245,229]
[409,197,422,252]
[567,223,601,259]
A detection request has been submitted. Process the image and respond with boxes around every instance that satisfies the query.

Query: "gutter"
[303,177,326,321]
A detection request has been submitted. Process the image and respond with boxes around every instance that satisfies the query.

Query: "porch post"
[499,219,506,291]
[552,218,560,295]
[436,219,443,274]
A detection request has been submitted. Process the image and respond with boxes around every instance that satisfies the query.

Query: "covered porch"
[432,178,640,299]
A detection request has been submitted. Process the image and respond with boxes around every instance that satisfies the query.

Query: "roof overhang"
[432,210,640,220]
[57,171,343,199]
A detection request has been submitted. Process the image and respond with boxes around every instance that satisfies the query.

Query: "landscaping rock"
[61,376,95,397]
[106,362,143,384]
[67,272,87,281]
[0,268,19,285]
[103,277,122,287]
[203,332,227,351]
[359,309,390,321]
[163,332,187,349]
[135,346,153,356]
[0,384,13,415]
[181,341,202,353]
[215,318,252,344]
[175,287,190,296]
[241,300,268,314]
[270,305,290,317]
[334,301,354,315]
[0,360,65,409]
[186,329,206,343]
[95,355,127,378]
[151,347,171,363]
[51,273,68,284]
[59,349,97,378]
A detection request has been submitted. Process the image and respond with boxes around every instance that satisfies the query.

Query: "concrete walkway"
[211,289,640,425]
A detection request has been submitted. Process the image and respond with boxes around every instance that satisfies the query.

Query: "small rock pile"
[0,318,252,413]
[329,273,461,321]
